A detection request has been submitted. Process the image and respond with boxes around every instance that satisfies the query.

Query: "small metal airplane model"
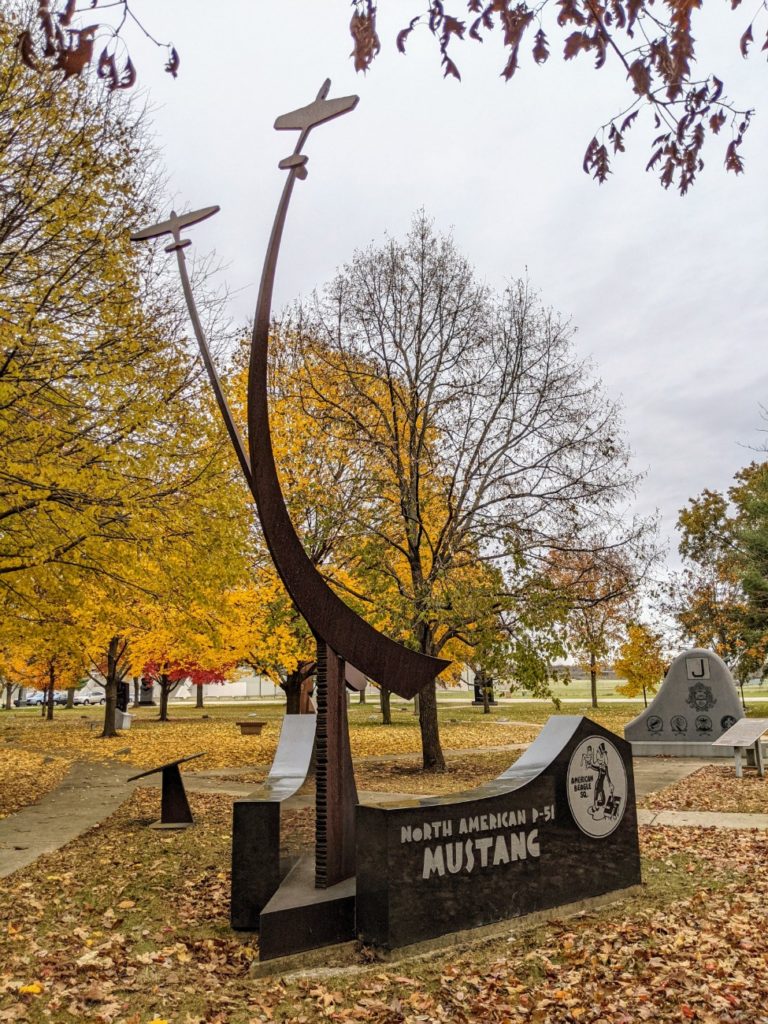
[130,205,220,253]
[274,79,358,177]
[274,79,358,133]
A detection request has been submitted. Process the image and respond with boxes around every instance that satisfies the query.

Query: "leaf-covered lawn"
[0,710,538,772]
[641,764,768,815]
[224,751,524,795]
[0,749,71,819]
[353,750,523,794]
[2,787,767,1024]
[2,698,666,776]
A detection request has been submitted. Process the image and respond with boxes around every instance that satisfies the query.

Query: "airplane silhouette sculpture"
[132,80,449,892]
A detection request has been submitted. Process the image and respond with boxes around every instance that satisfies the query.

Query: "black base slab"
[258,856,356,961]
[356,717,641,949]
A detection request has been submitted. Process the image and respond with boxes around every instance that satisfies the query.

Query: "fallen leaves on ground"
[0,712,538,772]
[0,717,282,771]
[1,783,768,1024]
[0,749,71,819]
[641,763,768,814]
[211,751,522,796]
[354,750,523,794]
[349,720,537,759]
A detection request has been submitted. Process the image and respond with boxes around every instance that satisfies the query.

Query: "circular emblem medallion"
[567,736,628,838]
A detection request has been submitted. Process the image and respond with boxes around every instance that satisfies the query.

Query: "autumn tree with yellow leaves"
[547,538,658,709]
[0,8,256,736]
[614,623,666,707]
[293,213,651,768]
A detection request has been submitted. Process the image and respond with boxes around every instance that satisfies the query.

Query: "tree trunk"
[159,676,170,722]
[413,692,420,716]
[379,686,392,725]
[282,668,304,715]
[101,636,122,738]
[132,676,140,706]
[358,687,366,703]
[4,683,11,710]
[642,683,648,708]
[66,686,75,709]
[590,651,598,709]
[419,681,445,770]
[41,689,47,718]
[46,663,55,720]
[196,684,204,709]
[103,678,118,737]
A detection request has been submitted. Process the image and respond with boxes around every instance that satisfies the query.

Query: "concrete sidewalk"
[638,808,768,829]
[1,749,765,881]
[0,760,136,879]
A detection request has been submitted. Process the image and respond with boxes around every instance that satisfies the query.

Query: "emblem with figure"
[567,737,627,838]
[686,681,716,713]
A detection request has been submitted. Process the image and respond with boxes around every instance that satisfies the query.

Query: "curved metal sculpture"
[132,80,450,892]
[132,80,448,700]
[248,79,449,698]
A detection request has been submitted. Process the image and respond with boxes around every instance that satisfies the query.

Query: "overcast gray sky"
[124,1,767,568]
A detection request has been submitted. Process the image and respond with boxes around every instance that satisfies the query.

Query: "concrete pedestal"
[630,741,732,758]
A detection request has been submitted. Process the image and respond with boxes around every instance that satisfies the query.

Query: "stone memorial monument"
[132,80,643,964]
[624,648,743,756]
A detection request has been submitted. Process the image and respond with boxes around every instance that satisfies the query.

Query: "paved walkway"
[1,750,766,880]
[0,760,136,879]
[638,808,768,828]
[632,758,705,799]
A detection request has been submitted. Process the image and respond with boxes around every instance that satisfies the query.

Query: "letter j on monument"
[131,81,640,962]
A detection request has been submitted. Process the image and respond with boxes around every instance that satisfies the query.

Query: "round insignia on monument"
[567,737,628,839]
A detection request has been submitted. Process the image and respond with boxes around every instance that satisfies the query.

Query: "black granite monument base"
[239,716,640,962]
[356,717,640,949]
[231,715,316,930]
[258,856,356,961]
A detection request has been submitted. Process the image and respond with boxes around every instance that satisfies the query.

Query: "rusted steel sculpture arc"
[131,82,449,700]
[246,81,449,700]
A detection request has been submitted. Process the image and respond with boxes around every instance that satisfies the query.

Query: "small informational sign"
[712,718,768,748]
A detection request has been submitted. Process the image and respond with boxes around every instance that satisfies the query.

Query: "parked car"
[25,690,68,706]
[73,691,105,706]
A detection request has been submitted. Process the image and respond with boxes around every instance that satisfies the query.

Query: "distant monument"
[625,648,743,756]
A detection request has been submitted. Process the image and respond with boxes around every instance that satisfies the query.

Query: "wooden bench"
[127,752,205,828]
[713,719,768,778]
[237,720,267,736]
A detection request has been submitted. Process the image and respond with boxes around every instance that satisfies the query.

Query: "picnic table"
[712,719,768,778]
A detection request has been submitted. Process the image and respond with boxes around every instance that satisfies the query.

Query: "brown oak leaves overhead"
[17,0,177,92]
[13,1,764,193]
[352,0,761,194]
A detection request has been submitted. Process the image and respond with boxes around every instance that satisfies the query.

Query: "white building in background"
[138,666,283,704]
[136,664,478,704]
